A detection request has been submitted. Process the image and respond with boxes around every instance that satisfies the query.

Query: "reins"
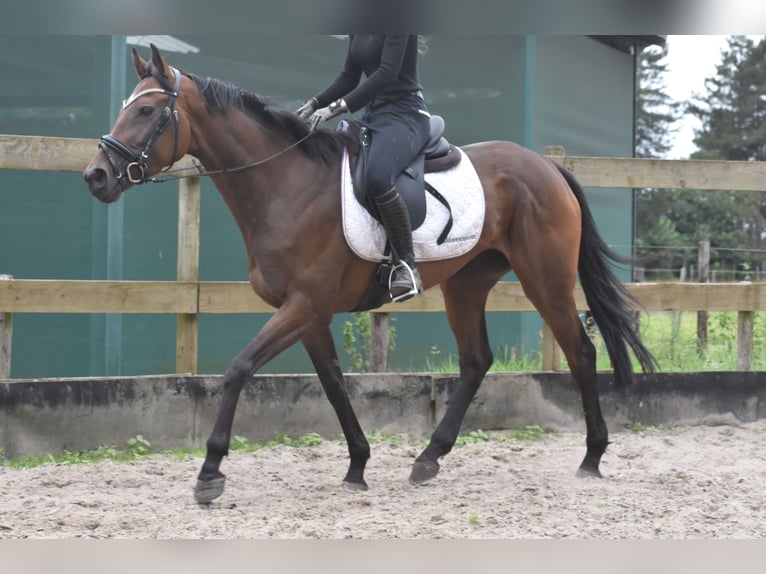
[145,131,315,184]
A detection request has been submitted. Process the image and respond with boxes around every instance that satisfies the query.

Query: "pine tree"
[634,43,685,276]
[686,36,766,275]
[635,44,681,158]
[689,36,766,161]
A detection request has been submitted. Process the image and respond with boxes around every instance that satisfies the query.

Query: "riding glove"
[308,99,346,132]
[295,98,317,120]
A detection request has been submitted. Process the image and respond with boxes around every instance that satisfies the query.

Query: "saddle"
[336,116,462,233]
[337,116,471,312]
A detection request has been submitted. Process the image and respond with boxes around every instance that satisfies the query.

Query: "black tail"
[555,164,657,387]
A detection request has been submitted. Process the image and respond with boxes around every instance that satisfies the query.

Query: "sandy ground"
[2,420,766,539]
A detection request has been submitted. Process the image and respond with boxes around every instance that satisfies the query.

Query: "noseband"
[99,67,182,185]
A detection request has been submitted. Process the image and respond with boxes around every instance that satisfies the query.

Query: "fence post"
[541,322,563,371]
[544,145,566,158]
[697,240,710,356]
[176,176,201,374]
[541,146,565,371]
[738,310,753,371]
[369,312,389,372]
[0,275,12,379]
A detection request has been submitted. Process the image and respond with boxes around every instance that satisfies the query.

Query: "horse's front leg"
[194,298,313,504]
[302,326,370,489]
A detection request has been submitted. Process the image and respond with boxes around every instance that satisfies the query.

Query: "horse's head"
[83,44,191,203]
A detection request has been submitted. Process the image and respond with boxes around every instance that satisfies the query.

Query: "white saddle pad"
[341,147,485,262]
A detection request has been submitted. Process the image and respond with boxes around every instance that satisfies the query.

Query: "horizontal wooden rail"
[0,135,199,175]
[550,155,766,191]
[3,134,765,376]
[628,282,766,312]
[3,278,764,376]
[0,135,98,172]
[2,134,766,191]
[3,279,766,315]
[0,280,198,314]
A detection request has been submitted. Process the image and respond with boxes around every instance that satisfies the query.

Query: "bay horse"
[83,45,656,504]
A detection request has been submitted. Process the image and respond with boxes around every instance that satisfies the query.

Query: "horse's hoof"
[409,460,440,485]
[194,476,226,504]
[576,465,603,479]
[342,479,369,491]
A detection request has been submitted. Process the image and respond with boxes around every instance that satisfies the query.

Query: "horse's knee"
[459,350,493,380]
[223,358,251,388]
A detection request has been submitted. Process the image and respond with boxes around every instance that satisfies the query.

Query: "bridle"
[98,67,182,186]
[97,65,315,186]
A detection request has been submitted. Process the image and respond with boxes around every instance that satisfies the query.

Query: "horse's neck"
[188,109,325,257]
[189,109,271,176]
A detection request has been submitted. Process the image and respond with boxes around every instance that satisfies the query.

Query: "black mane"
[185,73,356,165]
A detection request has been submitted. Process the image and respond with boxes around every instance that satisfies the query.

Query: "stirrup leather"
[389,260,422,303]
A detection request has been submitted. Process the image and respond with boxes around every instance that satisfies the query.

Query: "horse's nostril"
[84,167,104,183]
[84,168,108,193]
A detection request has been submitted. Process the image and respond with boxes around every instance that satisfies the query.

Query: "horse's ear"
[132,47,148,79]
[149,43,169,78]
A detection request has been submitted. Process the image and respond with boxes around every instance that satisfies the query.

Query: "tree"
[634,43,685,277]
[689,36,766,162]
[688,36,766,276]
[636,36,766,280]
[635,44,682,159]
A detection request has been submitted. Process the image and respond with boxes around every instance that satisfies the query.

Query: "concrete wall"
[2,371,766,458]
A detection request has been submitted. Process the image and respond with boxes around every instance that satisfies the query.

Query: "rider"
[297,35,430,302]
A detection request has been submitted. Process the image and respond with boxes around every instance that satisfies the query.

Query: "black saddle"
[337,115,461,230]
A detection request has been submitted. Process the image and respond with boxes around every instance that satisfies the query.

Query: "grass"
[425,343,544,373]
[634,311,766,372]
[0,436,156,469]
[424,311,766,373]
[454,425,550,446]
[0,426,554,469]
[0,431,325,469]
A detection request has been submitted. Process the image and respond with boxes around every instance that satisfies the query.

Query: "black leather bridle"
[97,65,316,185]
[98,67,182,186]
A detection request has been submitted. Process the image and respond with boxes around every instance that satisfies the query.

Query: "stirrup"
[389,260,422,303]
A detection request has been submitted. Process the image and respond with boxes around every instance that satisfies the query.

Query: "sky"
[663,35,763,159]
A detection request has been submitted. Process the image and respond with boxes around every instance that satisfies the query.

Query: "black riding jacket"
[313,35,422,113]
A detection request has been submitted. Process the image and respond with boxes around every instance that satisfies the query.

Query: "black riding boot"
[374,187,423,302]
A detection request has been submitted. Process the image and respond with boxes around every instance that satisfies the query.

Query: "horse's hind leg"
[546,308,605,477]
[512,260,606,478]
[410,252,507,484]
[302,325,370,490]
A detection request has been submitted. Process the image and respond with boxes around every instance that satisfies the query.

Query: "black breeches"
[361,94,430,199]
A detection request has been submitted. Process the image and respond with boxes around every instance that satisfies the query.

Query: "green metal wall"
[0,36,636,377]
[0,37,113,377]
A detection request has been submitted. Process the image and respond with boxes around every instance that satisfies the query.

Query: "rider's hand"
[295,98,318,120]
[308,99,347,132]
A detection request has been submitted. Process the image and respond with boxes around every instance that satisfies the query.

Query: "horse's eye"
[138,105,154,116]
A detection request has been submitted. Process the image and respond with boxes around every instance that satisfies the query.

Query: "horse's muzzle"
[83,166,122,204]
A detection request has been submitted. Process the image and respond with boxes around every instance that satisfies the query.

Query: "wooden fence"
[2,135,766,378]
